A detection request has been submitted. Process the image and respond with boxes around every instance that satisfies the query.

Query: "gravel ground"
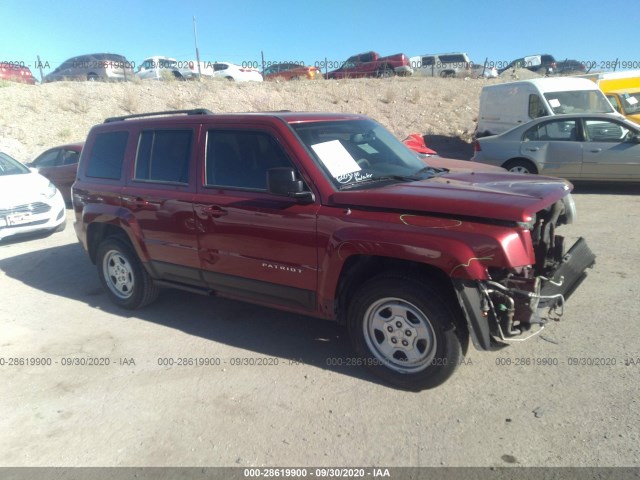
[1,185,639,467]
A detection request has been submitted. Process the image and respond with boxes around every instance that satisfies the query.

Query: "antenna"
[193,16,202,79]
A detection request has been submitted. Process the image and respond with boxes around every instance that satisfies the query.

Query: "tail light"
[474,140,482,152]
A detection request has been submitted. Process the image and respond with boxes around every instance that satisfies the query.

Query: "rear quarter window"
[86,131,128,180]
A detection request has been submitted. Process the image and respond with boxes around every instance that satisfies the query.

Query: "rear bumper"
[394,65,413,75]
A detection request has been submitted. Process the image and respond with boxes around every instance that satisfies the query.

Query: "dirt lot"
[0,184,639,467]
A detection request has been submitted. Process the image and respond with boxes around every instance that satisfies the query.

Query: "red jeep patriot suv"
[72,109,595,390]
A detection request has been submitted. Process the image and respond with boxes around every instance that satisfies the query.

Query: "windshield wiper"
[339,175,420,190]
[415,166,448,176]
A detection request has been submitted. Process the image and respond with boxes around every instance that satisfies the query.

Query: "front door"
[194,127,320,311]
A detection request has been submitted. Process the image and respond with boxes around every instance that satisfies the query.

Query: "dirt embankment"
[0,75,508,162]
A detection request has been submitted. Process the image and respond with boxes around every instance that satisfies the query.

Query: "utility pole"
[193,16,202,79]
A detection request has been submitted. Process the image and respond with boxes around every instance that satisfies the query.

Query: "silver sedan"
[471,113,640,181]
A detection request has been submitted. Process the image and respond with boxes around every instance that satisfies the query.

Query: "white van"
[410,52,471,78]
[475,77,619,137]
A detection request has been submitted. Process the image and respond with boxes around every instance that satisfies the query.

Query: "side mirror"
[626,132,640,144]
[267,168,314,203]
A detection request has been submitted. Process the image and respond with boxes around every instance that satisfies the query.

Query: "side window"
[135,130,192,184]
[62,150,80,165]
[206,130,292,189]
[33,150,61,168]
[528,94,547,119]
[524,120,577,141]
[359,53,374,63]
[439,55,464,64]
[584,120,629,142]
[422,56,434,67]
[86,131,128,180]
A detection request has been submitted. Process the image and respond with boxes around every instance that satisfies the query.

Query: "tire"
[96,237,160,309]
[87,73,98,81]
[376,66,394,78]
[348,275,463,391]
[504,159,537,174]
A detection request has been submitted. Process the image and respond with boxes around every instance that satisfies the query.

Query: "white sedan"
[472,113,640,181]
[0,152,66,242]
[211,62,263,82]
[136,56,195,81]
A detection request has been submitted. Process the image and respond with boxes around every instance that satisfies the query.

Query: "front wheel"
[96,237,160,309]
[348,275,463,390]
[504,159,537,174]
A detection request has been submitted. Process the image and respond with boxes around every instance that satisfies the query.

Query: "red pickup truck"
[72,109,594,390]
[326,51,412,79]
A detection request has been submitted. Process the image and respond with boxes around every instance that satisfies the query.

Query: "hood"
[427,156,505,173]
[0,172,52,208]
[328,172,571,223]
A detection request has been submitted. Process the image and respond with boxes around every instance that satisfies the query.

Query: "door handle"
[589,149,602,153]
[526,147,539,152]
[122,196,150,208]
[201,205,228,217]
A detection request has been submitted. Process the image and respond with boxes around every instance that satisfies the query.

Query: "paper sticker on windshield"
[548,98,561,108]
[626,96,638,105]
[311,140,361,177]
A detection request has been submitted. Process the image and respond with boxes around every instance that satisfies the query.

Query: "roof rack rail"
[104,108,214,123]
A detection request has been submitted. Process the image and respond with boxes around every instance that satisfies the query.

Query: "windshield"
[544,90,615,114]
[291,119,435,189]
[621,92,640,115]
[0,152,30,176]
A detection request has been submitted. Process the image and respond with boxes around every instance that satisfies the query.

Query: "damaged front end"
[455,194,596,350]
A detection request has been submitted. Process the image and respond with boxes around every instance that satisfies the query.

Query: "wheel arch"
[85,211,149,266]
[502,157,539,174]
[334,255,469,354]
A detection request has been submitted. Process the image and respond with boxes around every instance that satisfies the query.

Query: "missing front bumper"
[454,237,596,350]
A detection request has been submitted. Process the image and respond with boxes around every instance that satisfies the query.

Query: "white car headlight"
[42,181,58,199]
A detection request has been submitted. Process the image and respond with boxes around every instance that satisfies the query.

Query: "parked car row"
[1,49,602,86]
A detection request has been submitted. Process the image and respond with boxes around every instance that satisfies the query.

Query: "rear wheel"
[504,159,538,174]
[348,275,462,391]
[376,66,394,78]
[87,73,98,81]
[96,237,160,309]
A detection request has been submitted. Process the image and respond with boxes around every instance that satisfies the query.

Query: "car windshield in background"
[292,119,432,189]
[544,90,615,114]
[621,92,640,114]
[0,152,30,176]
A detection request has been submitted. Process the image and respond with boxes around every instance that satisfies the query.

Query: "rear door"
[520,118,583,178]
[121,125,201,282]
[194,125,320,311]
[582,118,640,180]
